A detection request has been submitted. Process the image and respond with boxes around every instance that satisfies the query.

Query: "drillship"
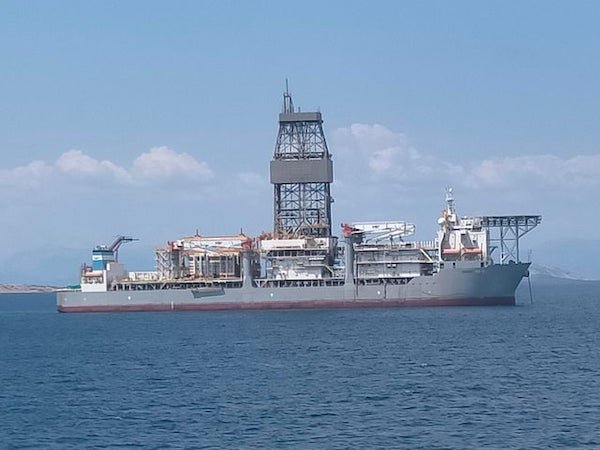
[57,89,541,313]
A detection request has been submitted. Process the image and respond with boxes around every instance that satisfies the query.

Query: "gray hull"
[57,262,529,313]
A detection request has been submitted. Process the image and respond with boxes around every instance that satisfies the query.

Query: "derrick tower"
[270,85,333,237]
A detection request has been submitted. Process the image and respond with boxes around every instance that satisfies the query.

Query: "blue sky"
[1,1,599,284]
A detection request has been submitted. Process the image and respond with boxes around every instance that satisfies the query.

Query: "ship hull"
[57,262,528,313]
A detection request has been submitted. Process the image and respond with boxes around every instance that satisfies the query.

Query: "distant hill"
[0,244,155,286]
[528,263,597,281]
[531,239,600,281]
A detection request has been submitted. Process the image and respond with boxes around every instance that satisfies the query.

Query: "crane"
[342,221,415,244]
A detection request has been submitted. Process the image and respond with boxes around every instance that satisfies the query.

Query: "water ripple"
[1,285,600,448]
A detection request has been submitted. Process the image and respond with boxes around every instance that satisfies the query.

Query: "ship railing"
[82,276,104,285]
[254,278,345,288]
[355,257,434,264]
[128,271,160,282]
[113,278,245,291]
[356,240,438,250]
[356,276,415,285]
[406,240,438,249]
[356,271,422,279]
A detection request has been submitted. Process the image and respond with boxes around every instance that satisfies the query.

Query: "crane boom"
[108,236,138,252]
[344,221,416,243]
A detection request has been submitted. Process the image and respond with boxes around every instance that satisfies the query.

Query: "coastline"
[0,284,57,294]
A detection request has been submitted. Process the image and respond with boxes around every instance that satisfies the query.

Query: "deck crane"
[92,236,138,270]
[342,221,416,244]
[108,236,138,262]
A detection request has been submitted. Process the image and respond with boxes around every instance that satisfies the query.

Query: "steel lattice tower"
[270,86,333,237]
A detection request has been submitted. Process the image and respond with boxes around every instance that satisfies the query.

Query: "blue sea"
[1,279,599,449]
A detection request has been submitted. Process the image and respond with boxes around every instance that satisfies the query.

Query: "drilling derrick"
[270,85,333,237]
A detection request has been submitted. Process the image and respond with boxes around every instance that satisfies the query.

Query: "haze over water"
[1,279,599,448]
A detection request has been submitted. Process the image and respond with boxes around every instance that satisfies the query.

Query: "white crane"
[344,221,416,244]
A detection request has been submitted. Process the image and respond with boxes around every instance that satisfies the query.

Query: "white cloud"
[56,150,130,181]
[334,123,404,152]
[0,160,53,188]
[469,154,600,188]
[236,171,265,187]
[368,147,400,173]
[332,123,463,181]
[132,147,213,181]
[3,127,600,233]
[0,147,213,189]
[4,130,599,195]
[333,124,412,175]
[332,123,600,190]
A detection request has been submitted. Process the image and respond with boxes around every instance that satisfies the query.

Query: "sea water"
[1,279,599,449]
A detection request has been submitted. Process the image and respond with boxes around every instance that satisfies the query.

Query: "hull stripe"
[57,297,515,313]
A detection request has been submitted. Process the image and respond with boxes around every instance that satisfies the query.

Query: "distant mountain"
[530,239,600,281]
[528,263,593,281]
[0,244,155,286]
